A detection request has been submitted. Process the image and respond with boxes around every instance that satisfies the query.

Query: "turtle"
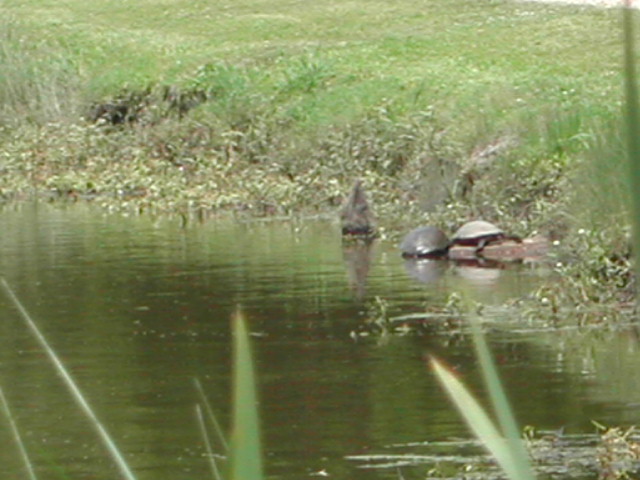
[451,220,521,253]
[340,179,376,237]
[399,226,450,258]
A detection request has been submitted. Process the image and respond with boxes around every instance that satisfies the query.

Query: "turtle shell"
[400,226,450,258]
[452,220,504,246]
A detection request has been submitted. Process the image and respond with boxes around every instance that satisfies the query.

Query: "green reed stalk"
[622,3,640,279]
[193,378,229,452]
[228,309,264,480]
[0,279,137,480]
[196,404,223,480]
[468,318,535,479]
[431,316,535,480]
[0,385,38,480]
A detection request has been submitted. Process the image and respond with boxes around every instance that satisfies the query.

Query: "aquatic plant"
[0,279,138,480]
[431,315,535,480]
[192,312,264,480]
[594,422,640,479]
[228,309,264,480]
[0,385,37,480]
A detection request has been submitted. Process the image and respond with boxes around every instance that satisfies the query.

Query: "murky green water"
[0,203,638,479]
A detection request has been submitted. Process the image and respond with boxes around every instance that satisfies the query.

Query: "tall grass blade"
[0,385,38,480]
[195,404,223,480]
[622,2,640,279]
[0,279,137,480]
[228,309,264,480]
[193,378,229,452]
[468,319,535,479]
[430,358,533,480]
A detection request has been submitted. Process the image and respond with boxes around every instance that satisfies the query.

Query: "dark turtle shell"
[400,226,450,258]
[452,220,505,247]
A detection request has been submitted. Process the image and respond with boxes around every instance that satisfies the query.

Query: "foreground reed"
[431,315,535,480]
[228,309,264,480]
[1,280,264,480]
[0,278,138,480]
[622,2,640,277]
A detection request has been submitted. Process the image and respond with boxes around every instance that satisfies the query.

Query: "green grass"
[0,0,622,140]
[1,0,624,127]
[0,0,628,218]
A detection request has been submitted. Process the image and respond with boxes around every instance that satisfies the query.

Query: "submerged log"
[340,179,376,238]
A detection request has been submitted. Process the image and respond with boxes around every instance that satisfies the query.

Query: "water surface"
[0,203,638,479]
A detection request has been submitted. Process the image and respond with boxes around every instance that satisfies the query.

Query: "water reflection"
[0,203,635,480]
[342,240,375,299]
[402,258,448,284]
[452,259,504,285]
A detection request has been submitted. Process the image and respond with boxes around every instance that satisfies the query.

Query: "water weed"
[594,423,640,479]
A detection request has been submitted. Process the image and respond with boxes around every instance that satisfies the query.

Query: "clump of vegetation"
[595,424,640,480]
[0,20,83,125]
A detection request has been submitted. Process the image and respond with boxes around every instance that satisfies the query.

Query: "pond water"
[0,203,639,480]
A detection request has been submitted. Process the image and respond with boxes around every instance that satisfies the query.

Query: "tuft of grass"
[0,21,83,124]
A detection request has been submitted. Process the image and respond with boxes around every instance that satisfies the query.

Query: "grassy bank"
[0,0,635,309]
